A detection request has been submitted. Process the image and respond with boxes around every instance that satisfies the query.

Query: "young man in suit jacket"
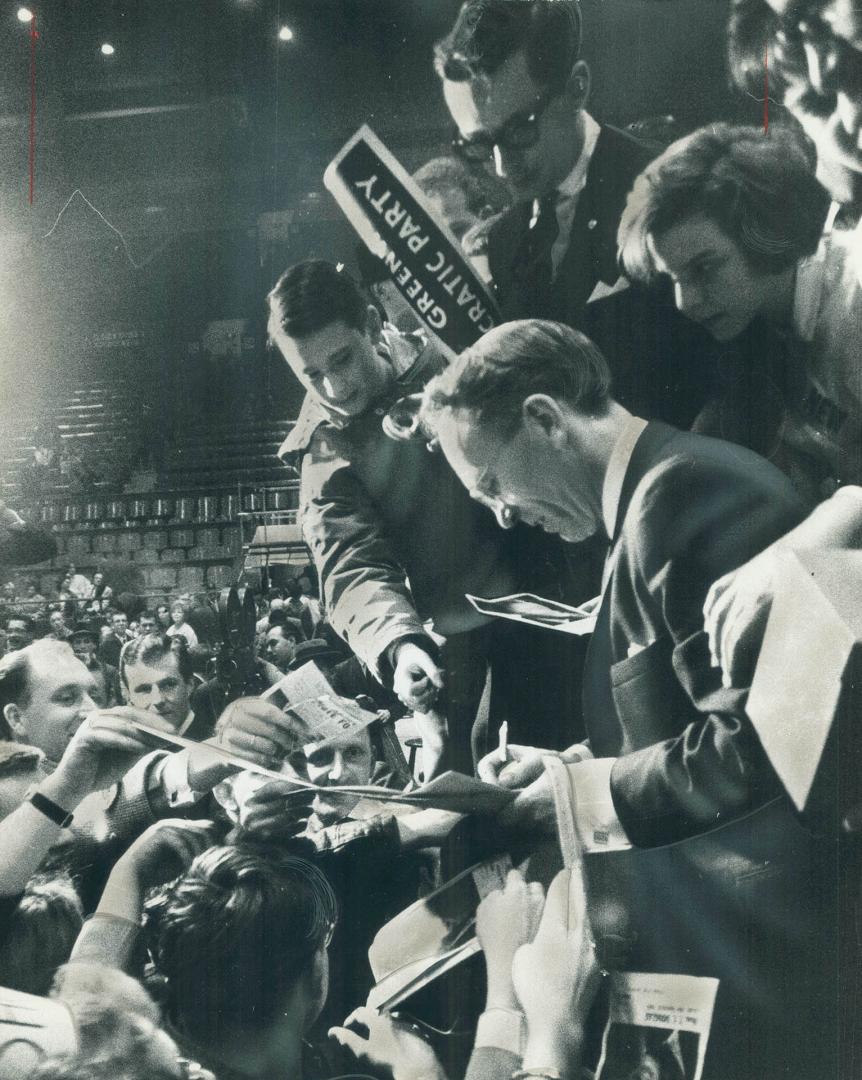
[421,319,844,1080]
[434,0,717,431]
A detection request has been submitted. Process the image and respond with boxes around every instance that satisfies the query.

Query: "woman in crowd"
[617,121,860,505]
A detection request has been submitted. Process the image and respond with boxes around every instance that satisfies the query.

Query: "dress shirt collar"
[601,414,648,540]
[530,111,601,224]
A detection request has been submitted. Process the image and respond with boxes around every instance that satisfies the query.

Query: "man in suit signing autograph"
[420,318,843,1080]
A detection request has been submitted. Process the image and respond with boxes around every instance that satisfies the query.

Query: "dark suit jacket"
[487,124,654,326]
[486,125,720,431]
[582,422,842,1079]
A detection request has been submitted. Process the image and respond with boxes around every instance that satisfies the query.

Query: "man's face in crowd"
[2,583,15,600]
[5,649,97,763]
[427,186,481,242]
[124,650,192,730]
[264,626,299,672]
[6,620,32,652]
[766,0,862,208]
[273,314,392,419]
[442,49,582,200]
[49,611,66,634]
[93,572,104,587]
[112,613,128,636]
[433,405,601,544]
[72,637,97,665]
[646,213,783,341]
[139,614,158,636]
[304,731,375,826]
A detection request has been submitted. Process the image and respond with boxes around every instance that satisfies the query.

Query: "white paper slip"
[262,661,336,706]
[596,972,719,1080]
[467,591,599,636]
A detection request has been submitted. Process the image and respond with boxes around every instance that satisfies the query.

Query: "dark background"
[0,0,768,418]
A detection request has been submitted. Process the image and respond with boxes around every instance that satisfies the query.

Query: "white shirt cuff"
[160,751,202,808]
[474,1009,526,1056]
[567,758,630,853]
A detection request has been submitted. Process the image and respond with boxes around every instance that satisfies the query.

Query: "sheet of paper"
[596,972,719,1080]
[467,591,599,636]
[287,693,378,743]
[262,661,335,706]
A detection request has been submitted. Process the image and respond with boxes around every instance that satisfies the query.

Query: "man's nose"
[321,374,351,403]
[80,691,97,716]
[327,751,345,782]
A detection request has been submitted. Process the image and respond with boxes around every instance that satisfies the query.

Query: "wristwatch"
[27,790,74,828]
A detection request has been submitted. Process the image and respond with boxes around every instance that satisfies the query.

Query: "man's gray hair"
[421,319,611,438]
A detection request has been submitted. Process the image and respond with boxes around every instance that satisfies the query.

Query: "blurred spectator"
[165,604,199,649]
[138,610,159,637]
[70,629,122,710]
[283,579,316,640]
[156,604,172,632]
[65,565,93,603]
[99,612,134,669]
[0,874,83,996]
[262,614,306,674]
[86,571,113,609]
[4,614,34,653]
[48,610,72,643]
[729,0,862,220]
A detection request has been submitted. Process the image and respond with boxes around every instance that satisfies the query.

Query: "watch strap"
[28,790,74,828]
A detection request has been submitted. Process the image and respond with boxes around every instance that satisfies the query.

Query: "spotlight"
[100,42,115,55]
[278,25,293,42]
[17,7,34,22]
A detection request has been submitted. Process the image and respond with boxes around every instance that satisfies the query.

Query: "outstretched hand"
[329,1006,445,1080]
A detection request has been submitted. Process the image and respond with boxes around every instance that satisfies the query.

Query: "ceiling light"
[278,25,293,42]
[100,42,115,56]
[17,7,34,22]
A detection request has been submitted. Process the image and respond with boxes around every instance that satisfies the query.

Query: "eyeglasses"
[452,88,556,163]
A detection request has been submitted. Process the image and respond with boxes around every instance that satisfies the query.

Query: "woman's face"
[647,212,787,341]
[171,607,185,626]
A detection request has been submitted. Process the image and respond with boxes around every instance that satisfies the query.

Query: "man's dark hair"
[4,612,34,634]
[266,614,306,643]
[618,123,830,284]
[421,319,611,439]
[138,609,157,623]
[145,845,337,1045]
[434,0,582,96]
[267,259,368,342]
[119,633,193,688]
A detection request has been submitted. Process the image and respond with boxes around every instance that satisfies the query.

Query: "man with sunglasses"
[434,0,718,432]
[436,0,649,326]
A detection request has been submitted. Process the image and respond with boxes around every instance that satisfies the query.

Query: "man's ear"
[522,394,567,444]
[566,60,591,110]
[365,303,383,343]
[3,703,23,741]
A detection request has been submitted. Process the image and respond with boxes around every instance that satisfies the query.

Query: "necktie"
[512,190,559,317]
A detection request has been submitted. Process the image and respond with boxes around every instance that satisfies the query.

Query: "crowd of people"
[1,0,861,1078]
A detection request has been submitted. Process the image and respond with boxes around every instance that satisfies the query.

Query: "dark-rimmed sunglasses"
[452,88,556,163]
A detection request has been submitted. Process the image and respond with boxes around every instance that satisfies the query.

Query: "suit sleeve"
[608,453,806,847]
[300,440,434,681]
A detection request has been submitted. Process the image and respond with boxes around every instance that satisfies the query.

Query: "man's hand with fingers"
[329,1005,446,1080]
